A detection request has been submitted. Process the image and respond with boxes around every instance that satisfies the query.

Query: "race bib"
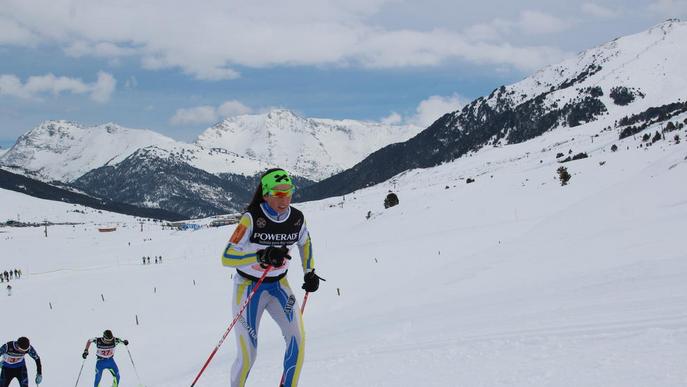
[3,354,24,364]
[96,348,114,358]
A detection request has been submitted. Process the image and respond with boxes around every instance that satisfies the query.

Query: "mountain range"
[0,110,420,218]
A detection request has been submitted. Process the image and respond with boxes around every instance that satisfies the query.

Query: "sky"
[1,0,686,146]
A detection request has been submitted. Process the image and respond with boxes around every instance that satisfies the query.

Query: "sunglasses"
[268,186,295,198]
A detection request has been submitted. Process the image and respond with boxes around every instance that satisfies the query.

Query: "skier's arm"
[297,220,315,273]
[0,343,7,356]
[28,346,42,375]
[83,339,94,352]
[115,338,129,345]
[221,214,258,267]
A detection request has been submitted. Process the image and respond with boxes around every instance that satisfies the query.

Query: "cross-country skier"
[0,336,43,387]
[221,168,322,387]
[82,330,129,387]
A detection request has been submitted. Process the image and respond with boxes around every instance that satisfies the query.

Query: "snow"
[2,112,686,386]
[195,109,421,180]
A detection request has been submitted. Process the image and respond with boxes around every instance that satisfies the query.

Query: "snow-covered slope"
[0,121,179,182]
[196,109,421,180]
[2,106,686,386]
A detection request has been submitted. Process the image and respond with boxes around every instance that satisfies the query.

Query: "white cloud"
[648,0,687,16]
[382,94,466,128]
[381,112,402,125]
[170,100,253,125]
[464,10,573,43]
[518,10,572,35]
[90,72,117,103]
[581,3,620,18]
[0,72,116,102]
[410,94,465,127]
[217,100,252,117]
[0,15,38,45]
[0,1,574,78]
[170,106,218,126]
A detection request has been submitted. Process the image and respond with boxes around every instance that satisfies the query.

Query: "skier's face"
[263,184,293,214]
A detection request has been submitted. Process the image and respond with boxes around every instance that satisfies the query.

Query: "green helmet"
[261,169,293,196]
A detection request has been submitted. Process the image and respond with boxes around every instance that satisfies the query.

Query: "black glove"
[302,270,325,292]
[82,351,88,359]
[257,246,291,267]
[123,340,129,346]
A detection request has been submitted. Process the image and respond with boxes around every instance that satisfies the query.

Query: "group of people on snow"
[0,269,21,283]
[1,331,129,387]
[3,269,23,297]
[141,255,163,265]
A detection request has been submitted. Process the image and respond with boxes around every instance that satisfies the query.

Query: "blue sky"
[1,0,685,147]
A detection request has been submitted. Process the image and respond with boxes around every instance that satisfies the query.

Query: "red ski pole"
[300,292,309,314]
[190,266,273,387]
[278,292,309,387]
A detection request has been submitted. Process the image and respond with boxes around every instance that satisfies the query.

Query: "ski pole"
[300,292,309,314]
[190,266,273,387]
[279,292,310,386]
[126,346,145,387]
[74,358,86,387]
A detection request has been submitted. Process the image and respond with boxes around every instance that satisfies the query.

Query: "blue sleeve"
[29,346,42,374]
[28,346,40,361]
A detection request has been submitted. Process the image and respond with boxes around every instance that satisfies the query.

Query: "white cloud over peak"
[410,94,465,127]
[465,10,573,42]
[518,10,572,35]
[381,112,403,125]
[649,0,687,16]
[0,71,116,102]
[581,3,620,18]
[383,94,466,128]
[170,100,253,126]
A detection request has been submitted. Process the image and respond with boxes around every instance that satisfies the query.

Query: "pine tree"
[557,167,571,186]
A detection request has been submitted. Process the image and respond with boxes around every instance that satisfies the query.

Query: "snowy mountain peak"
[196,109,421,179]
[0,121,178,182]
[507,19,687,107]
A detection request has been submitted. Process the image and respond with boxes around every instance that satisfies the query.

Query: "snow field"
[1,118,687,386]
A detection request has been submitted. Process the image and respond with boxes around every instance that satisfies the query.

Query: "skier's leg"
[18,365,29,387]
[94,359,106,387]
[108,359,120,387]
[230,276,269,387]
[0,367,16,387]
[266,278,305,387]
